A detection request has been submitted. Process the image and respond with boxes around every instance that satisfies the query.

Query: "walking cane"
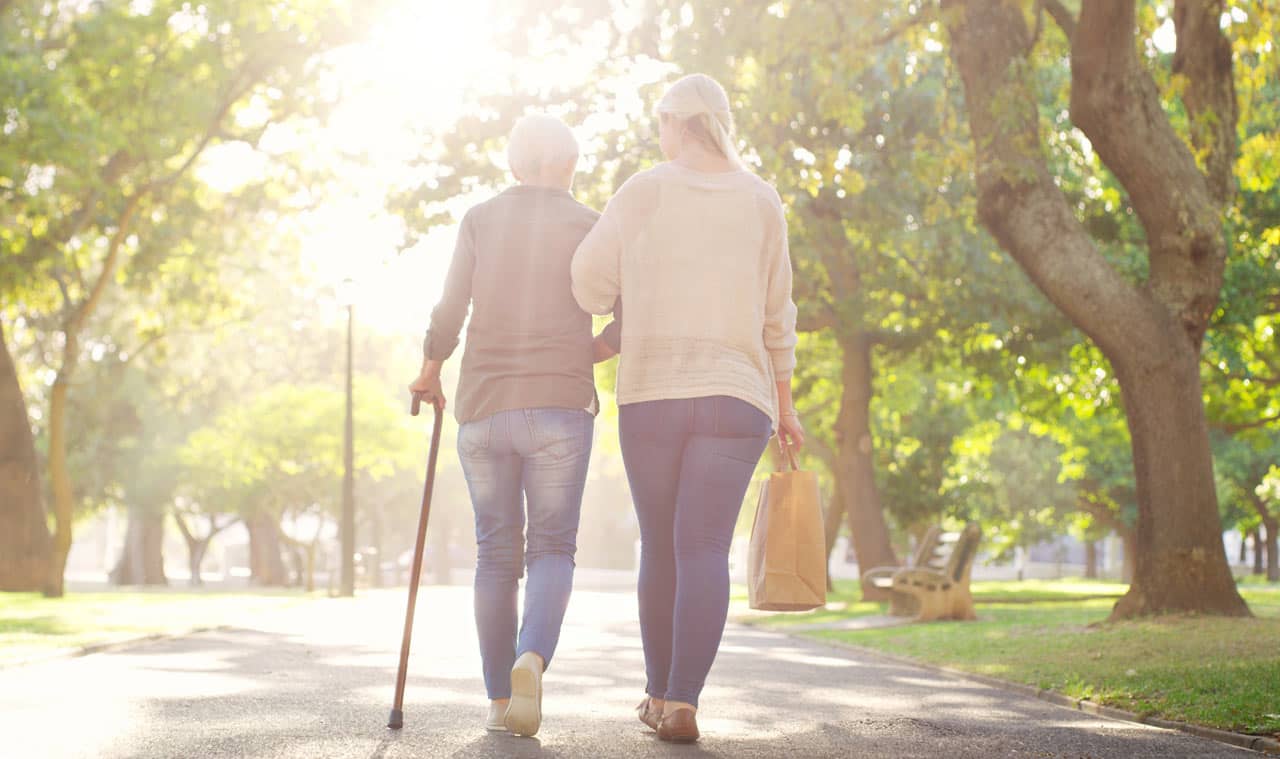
[388,392,444,730]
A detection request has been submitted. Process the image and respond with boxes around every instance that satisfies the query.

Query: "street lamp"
[338,276,356,597]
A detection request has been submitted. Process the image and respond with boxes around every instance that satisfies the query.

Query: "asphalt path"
[0,587,1255,758]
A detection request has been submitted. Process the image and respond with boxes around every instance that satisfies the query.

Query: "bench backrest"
[910,526,943,569]
[923,529,965,571]
[945,523,982,583]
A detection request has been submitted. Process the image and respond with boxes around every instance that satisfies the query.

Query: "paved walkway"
[0,587,1254,758]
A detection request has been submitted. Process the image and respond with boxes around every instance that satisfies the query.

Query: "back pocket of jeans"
[529,409,590,461]
[458,416,492,457]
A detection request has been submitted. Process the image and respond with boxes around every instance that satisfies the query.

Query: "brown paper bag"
[747,447,827,611]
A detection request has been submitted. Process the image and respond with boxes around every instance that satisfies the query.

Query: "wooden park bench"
[863,525,944,614]
[866,523,982,622]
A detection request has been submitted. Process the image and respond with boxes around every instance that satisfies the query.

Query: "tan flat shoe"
[636,697,662,731]
[505,652,543,737]
[657,707,699,743]
[485,701,508,731]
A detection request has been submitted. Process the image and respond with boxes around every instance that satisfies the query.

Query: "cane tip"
[388,708,404,730]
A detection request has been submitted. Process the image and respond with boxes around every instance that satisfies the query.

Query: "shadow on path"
[0,588,1253,758]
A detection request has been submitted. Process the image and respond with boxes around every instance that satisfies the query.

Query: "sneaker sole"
[505,667,541,737]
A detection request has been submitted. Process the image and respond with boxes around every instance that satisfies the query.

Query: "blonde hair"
[655,74,745,168]
[507,113,579,179]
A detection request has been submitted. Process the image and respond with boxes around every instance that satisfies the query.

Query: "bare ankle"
[665,700,696,714]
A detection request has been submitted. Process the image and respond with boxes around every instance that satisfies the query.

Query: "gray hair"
[507,114,580,179]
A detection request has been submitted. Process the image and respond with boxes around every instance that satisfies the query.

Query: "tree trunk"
[109,505,168,586]
[369,501,384,589]
[188,540,208,587]
[1253,529,1265,577]
[1266,521,1279,583]
[1121,531,1136,585]
[1109,351,1244,616]
[822,478,845,593]
[1239,532,1248,565]
[305,543,316,592]
[835,332,899,601]
[46,195,144,598]
[247,512,288,586]
[1085,541,1099,579]
[172,511,233,587]
[1247,494,1279,582]
[0,321,55,594]
[47,365,73,597]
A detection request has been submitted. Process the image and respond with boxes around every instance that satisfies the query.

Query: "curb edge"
[758,624,1280,755]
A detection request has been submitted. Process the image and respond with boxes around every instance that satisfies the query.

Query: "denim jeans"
[457,407,594,700]
[618,395,771,707]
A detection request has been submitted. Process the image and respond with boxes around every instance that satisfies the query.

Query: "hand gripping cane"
[387,392,444,730]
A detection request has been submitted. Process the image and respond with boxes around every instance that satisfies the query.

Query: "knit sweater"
[423,185,602,424]
[570,162,798,426]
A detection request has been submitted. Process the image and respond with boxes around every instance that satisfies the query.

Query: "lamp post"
[338,277,356,597]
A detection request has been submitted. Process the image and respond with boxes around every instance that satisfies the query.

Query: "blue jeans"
[619,396,771,707]
[457,407,594,700]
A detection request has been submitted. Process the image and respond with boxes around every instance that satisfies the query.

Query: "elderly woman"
[410,114,609,738]
[572,73,804,743]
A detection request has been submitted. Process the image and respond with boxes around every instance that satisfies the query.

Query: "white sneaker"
[485,701,508,731]
[504,652,543,737]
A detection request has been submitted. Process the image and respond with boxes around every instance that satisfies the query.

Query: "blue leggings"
[619,396,771,706]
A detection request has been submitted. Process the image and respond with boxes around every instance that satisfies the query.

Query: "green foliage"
[382,0,1280,560]
[179,379,418,526]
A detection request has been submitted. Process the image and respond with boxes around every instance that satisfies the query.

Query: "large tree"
[0,0,372,594]
[942,0,1251,616]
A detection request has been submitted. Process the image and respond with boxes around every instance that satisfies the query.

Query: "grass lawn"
[753,578,1280,738]
[0,589,319,666]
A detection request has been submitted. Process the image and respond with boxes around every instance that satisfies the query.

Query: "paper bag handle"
[780,439,800,472]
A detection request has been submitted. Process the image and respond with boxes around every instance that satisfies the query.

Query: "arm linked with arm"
[571,212,623,316]
[595,298,622,361]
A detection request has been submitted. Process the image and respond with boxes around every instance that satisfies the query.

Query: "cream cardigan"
[571,162,798,426]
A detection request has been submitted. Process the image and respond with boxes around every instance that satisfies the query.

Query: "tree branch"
[1248,492,1278,525]
[64,194,144,342]
[1218,412,1280,434]
[1071,0,1231,345]
[17,150,136,273]
[868,6,938,48]
[172,507,197,545]
[868,328,927,351]
[1076,496,1134,538]
[1042,0,1077,38]
[1172,0,1237,205]
[940,0,1157,362]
